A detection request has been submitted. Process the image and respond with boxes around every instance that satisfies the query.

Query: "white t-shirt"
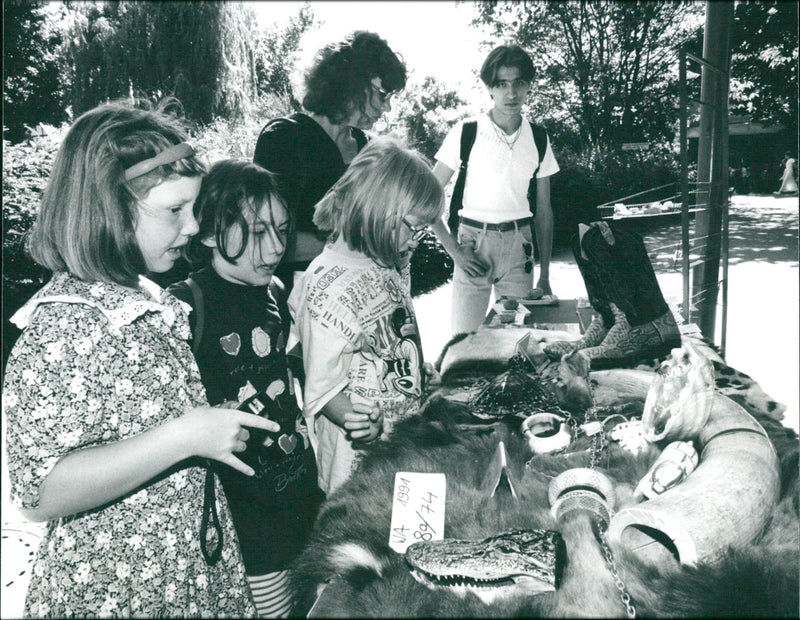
[288,245,424,493]
[435,113,560,224]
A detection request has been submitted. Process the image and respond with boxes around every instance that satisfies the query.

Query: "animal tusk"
[598,369,780,566]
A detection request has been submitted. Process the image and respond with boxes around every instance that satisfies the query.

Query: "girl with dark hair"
[168,159,324,617]
[254,30,407,293]
[4,102,275,617]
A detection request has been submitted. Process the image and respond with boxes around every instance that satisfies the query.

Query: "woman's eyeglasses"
[371,83,395,104]
[402,217,429,242]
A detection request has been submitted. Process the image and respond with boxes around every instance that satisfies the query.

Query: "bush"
[548,150,601,246]
[2,127,64,376]
[590,143,681,205]
[547,141,680,246]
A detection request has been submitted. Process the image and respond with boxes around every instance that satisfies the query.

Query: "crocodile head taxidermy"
[405,529,565,603]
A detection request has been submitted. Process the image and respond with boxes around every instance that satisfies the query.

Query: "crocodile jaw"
[409,568,555,604]
[405,529,562,600]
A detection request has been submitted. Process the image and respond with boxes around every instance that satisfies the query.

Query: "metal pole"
[691,1,733,344]
[718,43,731,358]
[679,47,690,323]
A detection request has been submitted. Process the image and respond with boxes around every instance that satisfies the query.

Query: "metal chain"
[585,406,608,470]
[595,516,637,618]
[583,409,636,618]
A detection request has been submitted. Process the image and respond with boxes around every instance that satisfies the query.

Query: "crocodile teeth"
[415,569,515,588]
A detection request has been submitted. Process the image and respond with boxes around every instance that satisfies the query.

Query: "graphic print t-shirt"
[289,247,425,433]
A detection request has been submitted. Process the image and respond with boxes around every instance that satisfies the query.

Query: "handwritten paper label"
[388,472,446,553]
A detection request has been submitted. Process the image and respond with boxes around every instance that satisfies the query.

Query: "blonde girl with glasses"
[288,138,442,495]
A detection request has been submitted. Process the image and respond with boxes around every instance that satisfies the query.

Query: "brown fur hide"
[291,361,799,618]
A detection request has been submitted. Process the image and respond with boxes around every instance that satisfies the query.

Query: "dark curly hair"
[302,30,407,124]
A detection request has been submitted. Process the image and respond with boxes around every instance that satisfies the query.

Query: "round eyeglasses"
[402,217,429,242]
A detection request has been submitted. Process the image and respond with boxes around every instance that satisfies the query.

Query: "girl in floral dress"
[2,101,275,617]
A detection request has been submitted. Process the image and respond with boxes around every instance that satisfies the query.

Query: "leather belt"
[460,216,531,232]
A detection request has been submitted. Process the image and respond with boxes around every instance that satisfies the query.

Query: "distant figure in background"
[430,44,560,335]
[740,160,753,194]
[730,160,743,194]
[776,152,798,195]
[253,30,407,294]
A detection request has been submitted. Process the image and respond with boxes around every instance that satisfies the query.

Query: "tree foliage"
[729,0,798,133]
[61,0,260,124]
[390,76,472,161]
[255,2,318,101]
[3,0,69,143]
[472,0,704,153]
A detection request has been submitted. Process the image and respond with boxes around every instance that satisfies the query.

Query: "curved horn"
[594,369,780,566]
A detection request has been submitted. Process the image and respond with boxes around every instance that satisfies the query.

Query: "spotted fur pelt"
[290,336,798,618]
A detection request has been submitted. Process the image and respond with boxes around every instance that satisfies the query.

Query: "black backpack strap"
[185,277,205,356]
[527,123,549,216]
[447,120,478,233]
[531,123,547,173]
[166,278,204,355]
[168,275,220,565]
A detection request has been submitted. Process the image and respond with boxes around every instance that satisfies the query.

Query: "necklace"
[489,113,522,150]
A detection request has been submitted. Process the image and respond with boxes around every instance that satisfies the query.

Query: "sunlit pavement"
[2,194,797,618]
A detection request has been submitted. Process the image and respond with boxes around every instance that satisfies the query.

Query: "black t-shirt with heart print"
[168,266,324,575]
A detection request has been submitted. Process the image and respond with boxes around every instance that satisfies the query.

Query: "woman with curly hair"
[254,30,407,293]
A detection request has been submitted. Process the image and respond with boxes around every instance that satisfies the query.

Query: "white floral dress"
[3,273,256,618]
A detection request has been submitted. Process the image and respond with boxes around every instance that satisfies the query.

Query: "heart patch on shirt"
[219,332,241,356]
[278,433,298,455]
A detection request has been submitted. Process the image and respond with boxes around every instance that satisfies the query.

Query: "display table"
[483,297,595,334]
[290,320,798,618]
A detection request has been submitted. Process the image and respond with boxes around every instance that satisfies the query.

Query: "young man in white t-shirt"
[431,45,560,334]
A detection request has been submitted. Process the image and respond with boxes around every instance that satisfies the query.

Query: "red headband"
[124,142,195,181]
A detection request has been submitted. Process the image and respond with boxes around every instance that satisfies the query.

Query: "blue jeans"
[451,220,534,334]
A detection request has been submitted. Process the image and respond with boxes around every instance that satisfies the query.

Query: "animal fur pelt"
[290,341,799,618]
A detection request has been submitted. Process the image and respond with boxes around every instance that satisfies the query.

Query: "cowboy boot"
[577,225,681,368]
[544,228,615,360]
[544,313,609,359]
[547,223,680,367]
[579,302,680,369]
[580,225,670,327]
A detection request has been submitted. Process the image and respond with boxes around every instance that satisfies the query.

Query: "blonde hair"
[314,137,443,269]
[28,100,205,287]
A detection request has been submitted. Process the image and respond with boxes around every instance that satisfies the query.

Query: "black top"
[168,267,323,575]
[253,113,368,237]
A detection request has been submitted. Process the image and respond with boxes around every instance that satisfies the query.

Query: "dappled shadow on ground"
[636,196,799,273]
